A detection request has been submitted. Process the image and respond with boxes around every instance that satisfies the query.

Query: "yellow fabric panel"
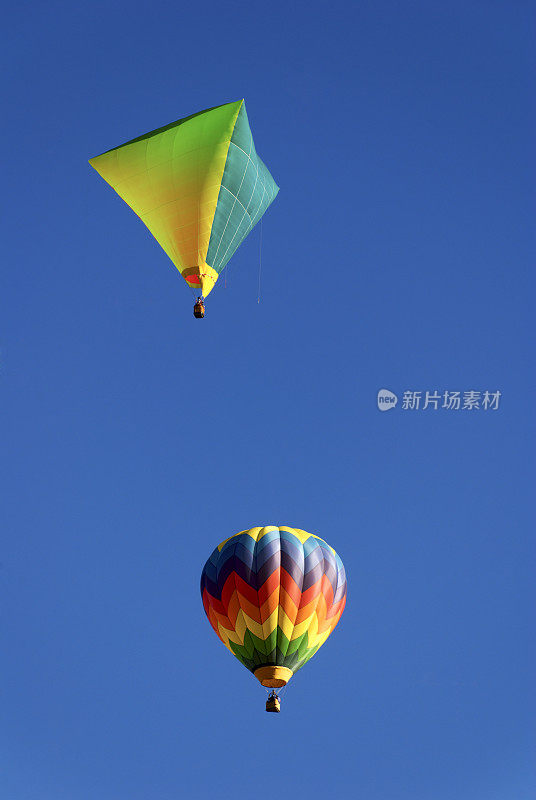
[286,527,336,554]
[277,607,296,642]
[291,612,316,640]
[235,606,279,642]
[307,627,332,651]
[216,621,241,650]
[216,526,278,551]
[216,525,324,551]
[89,102,242,294]
[279,526,312,544]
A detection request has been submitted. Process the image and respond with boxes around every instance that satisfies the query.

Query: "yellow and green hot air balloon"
[89,100,279,312]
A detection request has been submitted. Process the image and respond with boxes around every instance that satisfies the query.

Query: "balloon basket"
[265,695,281,713]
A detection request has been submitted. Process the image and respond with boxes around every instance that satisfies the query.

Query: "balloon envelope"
[89,100,279,297]
[200,526,347,686]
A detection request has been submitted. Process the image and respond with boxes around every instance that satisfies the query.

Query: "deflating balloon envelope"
[89,100,279,298]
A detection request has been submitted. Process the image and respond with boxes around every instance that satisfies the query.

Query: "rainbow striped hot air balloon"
[200,526,347,710]
[89,100,279,311]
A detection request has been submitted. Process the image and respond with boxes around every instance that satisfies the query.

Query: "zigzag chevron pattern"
[200,526,347,678]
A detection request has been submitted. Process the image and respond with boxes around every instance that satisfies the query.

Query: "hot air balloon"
[200,526,347,712]
[89,100,279,317]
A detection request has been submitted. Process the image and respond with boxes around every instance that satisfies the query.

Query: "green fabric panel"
[281,650,301,671]
[228,627,320,674]
[94,101,241,157]
[276,627,291,658]
[241,641,312,673]
[230,629,256,661]
[259,628,278,656]
[206,102,279,274]
[89,101,243,275]
[295,644,320,672]
[248,629,269,657]
[284,631,308,656]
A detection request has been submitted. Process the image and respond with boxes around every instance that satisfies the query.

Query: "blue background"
[2,2,534,798]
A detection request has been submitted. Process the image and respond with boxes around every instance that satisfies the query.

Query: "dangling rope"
[257,217,263,304]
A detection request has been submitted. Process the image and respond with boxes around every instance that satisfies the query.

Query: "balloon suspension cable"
[257,218,263,304]
[263,682,288,701]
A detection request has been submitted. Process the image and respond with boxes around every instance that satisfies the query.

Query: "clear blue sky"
[2,2,534,798]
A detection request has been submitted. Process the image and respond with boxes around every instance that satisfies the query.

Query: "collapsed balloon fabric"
[89,100,279,299]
